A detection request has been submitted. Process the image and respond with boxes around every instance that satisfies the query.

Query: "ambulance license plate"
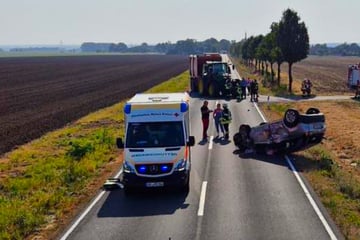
[146,182,164,187]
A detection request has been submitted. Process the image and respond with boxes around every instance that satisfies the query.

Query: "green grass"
[0,71,189,239]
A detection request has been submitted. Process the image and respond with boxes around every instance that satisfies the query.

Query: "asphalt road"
[59,94,344,240]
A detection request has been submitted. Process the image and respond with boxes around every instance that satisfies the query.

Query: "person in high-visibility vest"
[220,103,232,140]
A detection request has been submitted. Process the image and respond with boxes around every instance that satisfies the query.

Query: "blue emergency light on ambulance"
[116,92,195,194]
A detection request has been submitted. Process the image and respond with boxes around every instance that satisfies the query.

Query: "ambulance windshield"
[126,121,185,148]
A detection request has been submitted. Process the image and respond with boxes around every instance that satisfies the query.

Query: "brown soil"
[283,55,360,95]
[0,55,187,155]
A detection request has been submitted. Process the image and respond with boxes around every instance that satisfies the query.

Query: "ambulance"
[116,92,195,193]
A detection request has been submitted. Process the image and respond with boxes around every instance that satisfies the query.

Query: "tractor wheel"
[198,79,207,96]
[208,82,218,97]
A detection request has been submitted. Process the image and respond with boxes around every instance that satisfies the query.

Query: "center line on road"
[197,181,208,216]
[208,136,214,150]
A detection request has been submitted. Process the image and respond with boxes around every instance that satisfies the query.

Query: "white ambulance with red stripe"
[116,93,194,193]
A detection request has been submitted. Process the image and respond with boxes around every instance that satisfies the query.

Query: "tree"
[241,37,252,65]
[277,9,309,92]
[255,40,268,75]
[251,35,263,71]
[270,22,284,85]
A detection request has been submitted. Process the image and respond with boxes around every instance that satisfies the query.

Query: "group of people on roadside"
[233,77,259,102]
[223,77,259,101]
[201,100,232,141]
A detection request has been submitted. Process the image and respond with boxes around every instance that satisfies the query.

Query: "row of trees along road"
[230,9,309,92]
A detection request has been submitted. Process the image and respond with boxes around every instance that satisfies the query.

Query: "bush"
[67,140,94,160]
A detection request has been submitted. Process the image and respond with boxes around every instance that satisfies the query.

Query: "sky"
[1,0,359,46]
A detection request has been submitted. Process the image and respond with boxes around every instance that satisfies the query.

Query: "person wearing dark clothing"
[201,100,212,140]
[247,78,251,96]
[250,79,259,102]
[220,103,232,139]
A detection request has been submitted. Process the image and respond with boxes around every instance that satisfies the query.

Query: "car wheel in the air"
[306,107,320,114]
[283,109,299,128]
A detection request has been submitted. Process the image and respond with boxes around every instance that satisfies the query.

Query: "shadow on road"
[272,93,317,101]
[232,148,290,169]
[97,189,189,218]
[212,136,231,145]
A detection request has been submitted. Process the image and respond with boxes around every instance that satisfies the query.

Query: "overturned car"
[233,108,326,155]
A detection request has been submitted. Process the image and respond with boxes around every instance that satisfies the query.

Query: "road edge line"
[59,169,123,240]
[285,156,337,240]
[253,102,338,240]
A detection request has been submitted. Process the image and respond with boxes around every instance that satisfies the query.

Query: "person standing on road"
[220,103,232,140]
[213,103,224,138]
[247,77,251,96]
[201,100,213,141]
[240,78,247,99]
[250,79,259,102]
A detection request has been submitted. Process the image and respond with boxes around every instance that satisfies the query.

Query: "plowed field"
[0,55,187,154]
[286,55,360,94]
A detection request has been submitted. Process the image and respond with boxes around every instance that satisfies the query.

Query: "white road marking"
[197,181,208,216]
[60,169,123,240]
[285,156,338,240]
[253,101,338,240]
[208,136,214,150]
[253,102,267,122]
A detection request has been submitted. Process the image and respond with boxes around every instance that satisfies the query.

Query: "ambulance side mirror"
[116,138,124,149]
[232,65,235,70]
[187,136,195,147]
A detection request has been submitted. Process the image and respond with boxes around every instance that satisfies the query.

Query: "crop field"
[285,55,360,95]
[0,55,187,155]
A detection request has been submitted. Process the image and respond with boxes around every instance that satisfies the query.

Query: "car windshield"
[126,121,185,148]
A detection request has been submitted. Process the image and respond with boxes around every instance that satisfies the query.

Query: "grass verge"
[0,71,189,240]
[259,101,360,240]
[234,57,360,239]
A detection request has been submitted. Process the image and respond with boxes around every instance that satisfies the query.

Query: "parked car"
[233,108,326,154]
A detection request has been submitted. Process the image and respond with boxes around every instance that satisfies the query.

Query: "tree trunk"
[277,63,281,86]
[270,62,274,82]
[265,62,269,76]
[288,62,293,92]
